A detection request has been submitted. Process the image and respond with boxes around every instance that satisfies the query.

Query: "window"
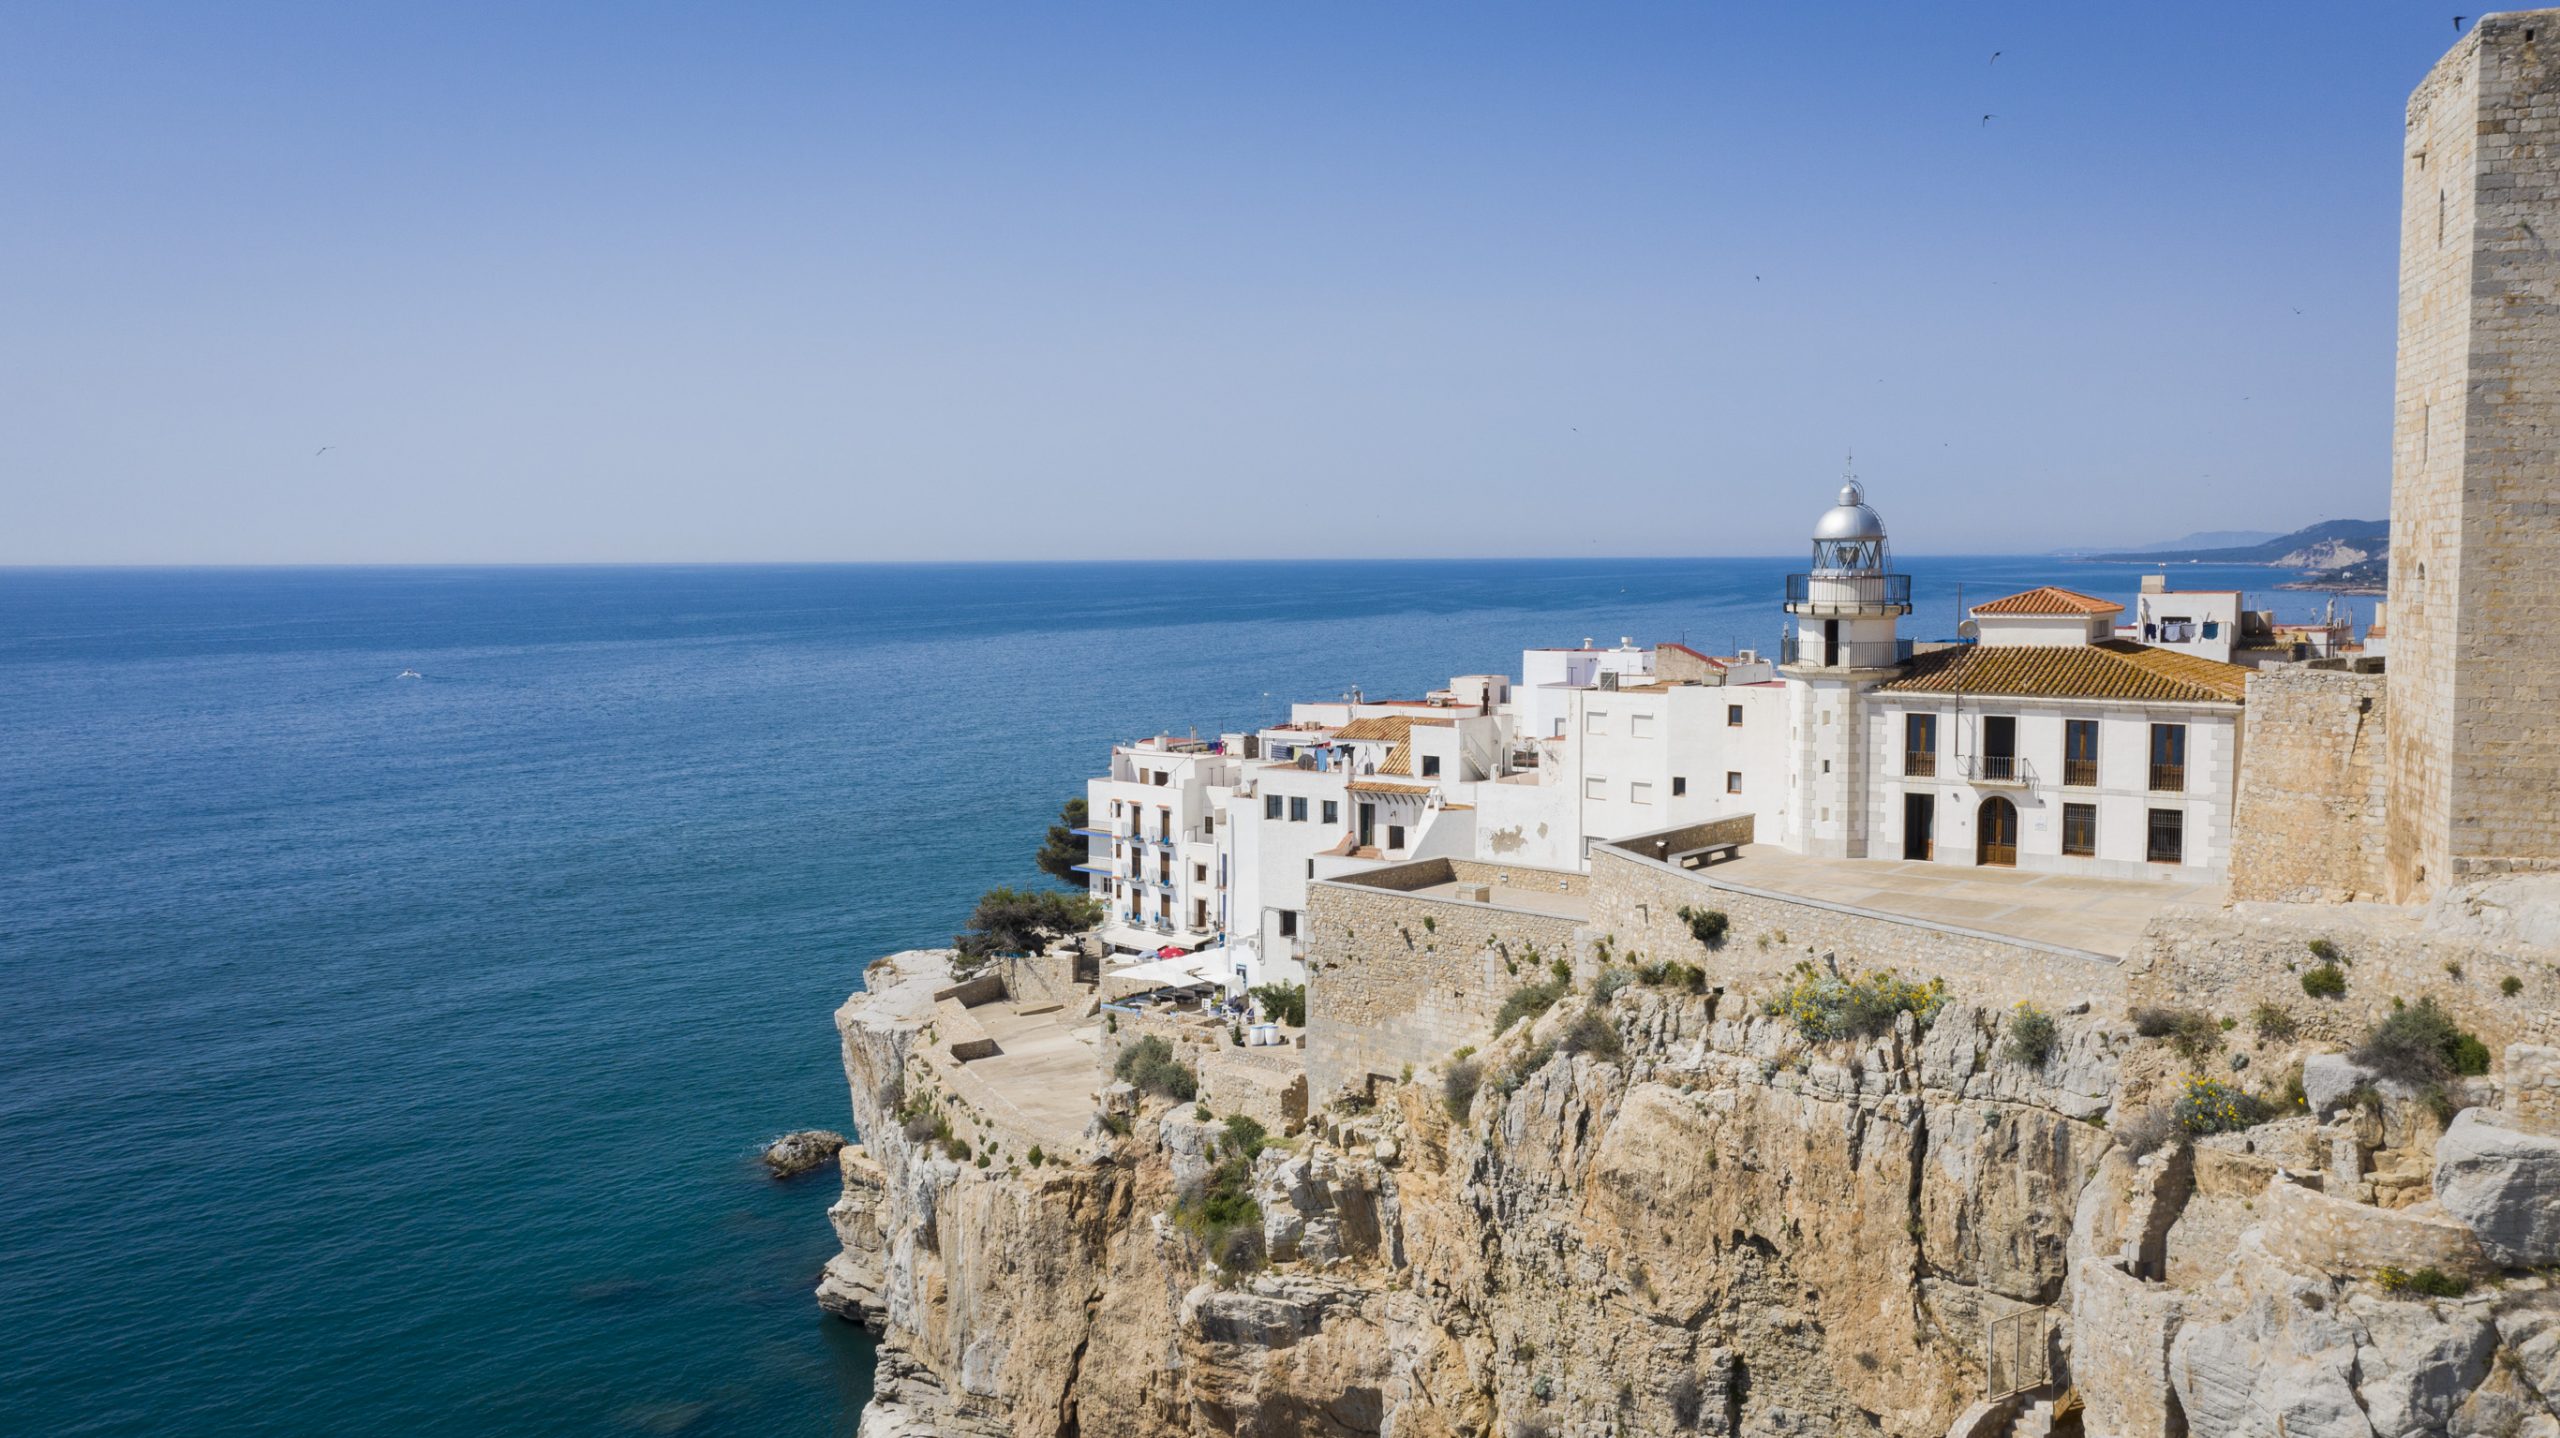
[2062,802,2097,857]
[1726,772,1743,794]
[1552,718,1566,737]
[1585,777,1607,799]
[1672,776,1688,796]
[1194,863,1207,882]
[1632,713,1657,739]
[1631,781,1654,804]
[1321,800,1339,825]
[1265,794,1283,820]
[1111,800,1123,817]
[1421,755,1442,777]
[2147,808,2185,863]
[1586,710,1607,735]
[1289,797,1308,822]
[1387,824,1406,849]
[2065,720,2099,788]
[2150,724,2187,793]
[1277,910,1298,938]
[1904,713,1936,777]
[1151,770,1169,786]
[1728,704,1743,727]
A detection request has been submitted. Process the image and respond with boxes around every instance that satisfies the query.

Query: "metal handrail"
[1965,754,2035,785]
[2063,760,2099,788]
[2149,763,2186,793]
[1904,751,1937,778]
[1783,571,1913,615]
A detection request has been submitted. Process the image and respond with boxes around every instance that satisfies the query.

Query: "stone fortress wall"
[2388,15,2560,900]
[1303,858,1585,1100]
[2227,666,2389,903]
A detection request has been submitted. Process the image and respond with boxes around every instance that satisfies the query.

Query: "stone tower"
[1781,478,1910,858]
[2386,11,2560,902]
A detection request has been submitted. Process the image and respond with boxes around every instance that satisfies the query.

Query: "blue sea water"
[0,558,2372,1437]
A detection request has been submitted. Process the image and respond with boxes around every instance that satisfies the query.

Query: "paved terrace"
[1408,877,1591,920]
[941,997,1106,1145]
[1686,845,2222,960]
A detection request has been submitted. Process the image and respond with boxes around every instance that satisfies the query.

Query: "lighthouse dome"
[1813,481,1886,542]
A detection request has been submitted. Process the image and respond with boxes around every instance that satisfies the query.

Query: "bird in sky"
[314,445,334,456]
[1981,113,1998,126]
[1990,51,2002,64]
[2456,16,2468,30]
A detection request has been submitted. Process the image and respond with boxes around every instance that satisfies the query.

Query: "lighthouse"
[1780,476,1911,858]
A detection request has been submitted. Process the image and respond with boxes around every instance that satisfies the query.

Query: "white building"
[1779,484,2249,879]
[2127,575,2244,664]
[1519,640,1654,742]
[1081,737,1238,958]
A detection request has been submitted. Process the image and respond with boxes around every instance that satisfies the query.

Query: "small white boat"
[397,669,421,679]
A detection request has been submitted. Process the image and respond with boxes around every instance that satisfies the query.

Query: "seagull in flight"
[1990,50,2002,64]
[314,445,335,456]
[1981,113,1999,127]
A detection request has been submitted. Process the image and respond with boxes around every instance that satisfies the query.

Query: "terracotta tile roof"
[1872,640,2248,704]
[1333,714,1451,742]
[1657,643,1727,668]
[1347,779,1434,797]
[1379,738,1415,775]
[1972,585,2124,616]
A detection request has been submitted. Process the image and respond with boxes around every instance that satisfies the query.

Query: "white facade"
[1083,738,1239,956]
[2130,576,2243,664]
[1520,640,1653,742]
[1770,483,2249,879]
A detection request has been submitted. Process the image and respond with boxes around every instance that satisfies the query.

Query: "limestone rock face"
[2304,1053,2381,1116]
[822,953,2560,1438]
[2435,1108,2560,1266]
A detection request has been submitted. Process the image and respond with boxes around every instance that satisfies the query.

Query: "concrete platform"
[953,999,1107,1144]
[1696,845,2223,960]
[1411,878,1591,920]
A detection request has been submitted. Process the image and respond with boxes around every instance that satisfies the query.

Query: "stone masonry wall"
[1303,868,1583,1102]
[2254,1175,2490,1277]
[2129,899,2560,1058]
[2389,14,2560,898]
[2229,667,2389,903]
[1584,845,2127,1012]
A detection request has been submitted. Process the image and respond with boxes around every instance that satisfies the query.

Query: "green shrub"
[1175,1153,1265,1273]
[2307,938,2340,963]
[952,886,1105,971]
[2503,975,2525,998]
[1250,982,1306,1027]
[1114,1035,1199,1101]
[1444,1058,1484,1122]
[2003,1004,2059,1068]
[1556,1007,1623,1061]
[2251,1002,2299,1042]
[2353,996,2491,1083]
[2376,1265,2470,1298]
[2301,964,2349,1000]
[1496,977,1571,1034]
[1195,1103,1212,1122]
[1591,967,1632,1007]
[1764,963,1948,1040]
[1549,957,1572,983]
[1221,1113,1269,1163]
[2174,1076,2264,1135]
[1027,1145,1044,1167]
[1676,905,1730,949]
[2132,1005,2223,1061]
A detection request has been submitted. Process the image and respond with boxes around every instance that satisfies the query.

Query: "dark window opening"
[2147,808,2184,864]
[2063,802,2097,857]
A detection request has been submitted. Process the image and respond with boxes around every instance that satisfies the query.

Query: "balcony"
[1784,572,1913,617]
[1779,632,1917,667]
[2063,760,2099,788]
[1964,753,2035,787]
[1903,751,1936,779]
[2149,764,2186,794]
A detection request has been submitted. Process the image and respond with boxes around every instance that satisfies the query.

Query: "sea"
[0,558,2376,1437]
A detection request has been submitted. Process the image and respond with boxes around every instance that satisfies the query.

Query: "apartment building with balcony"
[1081,736,1239,957]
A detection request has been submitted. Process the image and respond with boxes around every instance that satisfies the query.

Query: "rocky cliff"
[826,948,2560,1438]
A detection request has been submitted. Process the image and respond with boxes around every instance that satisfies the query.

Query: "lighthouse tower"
[1780,476,1911,858]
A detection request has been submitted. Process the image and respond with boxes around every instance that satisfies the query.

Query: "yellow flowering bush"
[1763,963,1949,1040]
[2173,1076,2263,1135]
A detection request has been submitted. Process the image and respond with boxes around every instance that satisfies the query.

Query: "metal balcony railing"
[1965,754,2035,786]
[2064,759,2099,788]
[2150,763,2186,794]
[1783,572,1913,617]
[1904,750,1936,778]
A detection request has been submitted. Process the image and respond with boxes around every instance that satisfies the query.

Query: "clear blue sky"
[0,2,2470,563]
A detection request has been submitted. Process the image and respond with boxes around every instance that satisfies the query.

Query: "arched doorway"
[1977,796,2018,867]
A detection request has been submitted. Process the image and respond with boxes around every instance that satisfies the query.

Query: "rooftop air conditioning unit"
[1599,672,1620,691]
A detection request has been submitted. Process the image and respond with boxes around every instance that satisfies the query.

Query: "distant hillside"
[2093,518,2388,567]
[2278,552,2388,594]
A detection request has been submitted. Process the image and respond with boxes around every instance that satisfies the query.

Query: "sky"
[0,2,2475,564]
